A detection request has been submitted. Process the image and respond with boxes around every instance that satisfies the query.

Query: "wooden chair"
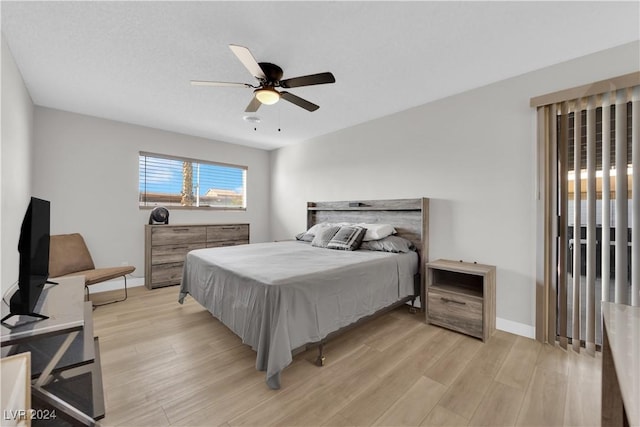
[49,233,135,306]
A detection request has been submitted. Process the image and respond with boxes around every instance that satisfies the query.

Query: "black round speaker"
[149,207,169,225]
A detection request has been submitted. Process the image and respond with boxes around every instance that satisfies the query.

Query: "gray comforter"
[178,241,418,389]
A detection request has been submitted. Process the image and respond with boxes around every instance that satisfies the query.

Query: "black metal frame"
[85,276,129,307]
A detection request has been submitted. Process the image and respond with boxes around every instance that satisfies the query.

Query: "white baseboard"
[89,276,145,293]
[496,317,535,339]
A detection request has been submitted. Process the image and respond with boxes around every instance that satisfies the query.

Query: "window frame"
[138,151,248,211]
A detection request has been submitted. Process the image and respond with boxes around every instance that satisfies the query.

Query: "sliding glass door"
[533,77,638,351]
[558,99,633,350]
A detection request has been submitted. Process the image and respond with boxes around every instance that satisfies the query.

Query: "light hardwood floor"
[91,286,601,427]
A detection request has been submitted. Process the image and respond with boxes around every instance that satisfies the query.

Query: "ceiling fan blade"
[229,44,266,80]
[191,80,251,88]
[280,91,319,112]
[280,72,335,89]
[245,96,262,113]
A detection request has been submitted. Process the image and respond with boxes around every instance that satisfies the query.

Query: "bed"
[178,198,429,389]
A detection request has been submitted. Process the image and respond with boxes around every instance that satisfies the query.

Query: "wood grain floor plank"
[515,365,568,427]
[424,333,482,387]
[373,376,446,426]
[437,366,493,420]
[420,405,469,427]
[534,342,571,376]
[494,336,541,390]
[467,381,524,426]
[90,286,601,427]
[463,330,516,378]
[100,400,171,426]
[169,381,275,427]
[162,364,264,424]
[322,413,354,427]
[563,350,601,427]
[366,322,442,379]
[364,313,425,352]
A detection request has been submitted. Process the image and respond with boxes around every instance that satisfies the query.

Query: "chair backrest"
[49,233,95,277]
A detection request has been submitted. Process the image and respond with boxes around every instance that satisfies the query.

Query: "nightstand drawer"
[428,288,483,338]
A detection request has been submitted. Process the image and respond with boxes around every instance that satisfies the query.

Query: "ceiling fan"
[191,44,335,113]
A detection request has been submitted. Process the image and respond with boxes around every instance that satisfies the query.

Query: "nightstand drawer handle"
[441,297,466,305]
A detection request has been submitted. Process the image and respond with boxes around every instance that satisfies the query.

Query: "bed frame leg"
[408,297,418,314]
[315,343,326,367]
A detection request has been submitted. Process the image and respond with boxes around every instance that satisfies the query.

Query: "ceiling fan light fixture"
[192,45,334,112]
[255,87,280,105]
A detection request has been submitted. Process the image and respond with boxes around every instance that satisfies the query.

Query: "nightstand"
[426,259,496,341]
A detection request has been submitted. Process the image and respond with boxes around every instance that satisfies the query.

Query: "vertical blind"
[537,81,638,353]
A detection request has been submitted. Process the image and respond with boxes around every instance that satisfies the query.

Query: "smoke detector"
[243,116,261,123]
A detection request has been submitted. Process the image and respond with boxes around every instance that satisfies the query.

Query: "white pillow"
[306,222,333,236]
[358,223,396,241]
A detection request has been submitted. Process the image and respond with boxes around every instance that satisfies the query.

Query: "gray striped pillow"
[327,226,367,251]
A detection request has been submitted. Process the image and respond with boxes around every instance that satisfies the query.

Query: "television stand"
[0,311,49,325]
[1,281,59,325]
[1,276,104,425]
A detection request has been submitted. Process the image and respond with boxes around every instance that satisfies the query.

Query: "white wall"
[1,36,35,297]
[32,107,271,287]
[270,41,640,336]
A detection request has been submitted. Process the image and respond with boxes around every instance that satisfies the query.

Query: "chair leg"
[92,275,129,307]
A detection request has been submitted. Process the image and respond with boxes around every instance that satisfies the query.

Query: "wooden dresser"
[426,259,496,341]
[144,223,249,289]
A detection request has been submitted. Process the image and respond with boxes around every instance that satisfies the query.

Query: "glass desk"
[601,301,640,427]
[1,276,104,426]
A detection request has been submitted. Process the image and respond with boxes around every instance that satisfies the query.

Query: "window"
[139,152,247,209]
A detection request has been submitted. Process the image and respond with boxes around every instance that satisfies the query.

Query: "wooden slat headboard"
[307,198,429,302]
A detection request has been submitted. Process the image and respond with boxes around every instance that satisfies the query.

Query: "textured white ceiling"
[2,1,639,150]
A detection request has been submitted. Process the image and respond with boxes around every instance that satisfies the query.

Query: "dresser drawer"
[207,224,249,242]
[150,262,184,287]
[145,223,250,289]
[206,240,248,248]
[151,242,205,265]
[428,288,483,338]
[152,226,206,246]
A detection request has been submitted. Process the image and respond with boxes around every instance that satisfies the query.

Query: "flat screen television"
[1,197,52,323]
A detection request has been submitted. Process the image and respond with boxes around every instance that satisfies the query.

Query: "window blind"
[539,84,637,353]
[139,152,247,209]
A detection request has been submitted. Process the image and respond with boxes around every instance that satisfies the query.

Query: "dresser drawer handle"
[172,228,191,232]
[441,297,466,305]
[221,226,238,230]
